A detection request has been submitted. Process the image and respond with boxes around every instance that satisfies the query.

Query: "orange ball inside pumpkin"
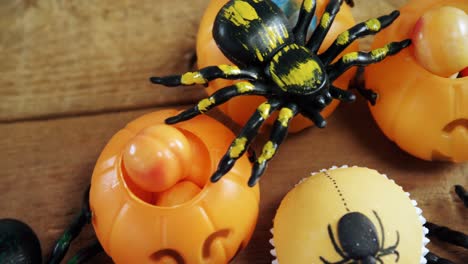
[365,0,468,162]
[196,0,359,133]
[90,110,259,263]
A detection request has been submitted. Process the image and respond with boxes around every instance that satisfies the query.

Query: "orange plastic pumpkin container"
[89,110,259,263]
[196,0,359,133]
[365,0,468,162]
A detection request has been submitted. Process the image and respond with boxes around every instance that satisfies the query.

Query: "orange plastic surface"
[196,0,359,133]
[366,0,468,162]
[122,124,192,192]
[411,6,468,77]
[90,110,260,264]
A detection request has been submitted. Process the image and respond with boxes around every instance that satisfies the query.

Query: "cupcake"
[271,166,429,264]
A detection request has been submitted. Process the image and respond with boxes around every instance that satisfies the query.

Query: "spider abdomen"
[269,44,326,95]
[213,0,293,67]
[338,212,380,258]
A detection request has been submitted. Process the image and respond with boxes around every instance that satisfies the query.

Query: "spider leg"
[423,185,468,248]
[306,0,343,53]
[373,210,386,250]
[347,66,378,105]
[165,82,270,124]
[248,104,299,186]
[67,239,103,264]
[376,231,400,262]
[319,225,350,264]
[301,104,327,128]
[292,0,317,45]
[319,10,400,65]
[425,222,468,249]
[327,40,411,81]
[425,252,455,264]
[47,186,91,263]
[329,86,356,103]
[328,224,349,259]
[150,65,258,87]
[210,98,282,183]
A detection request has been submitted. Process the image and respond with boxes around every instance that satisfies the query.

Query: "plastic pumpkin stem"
[47,186,92,264]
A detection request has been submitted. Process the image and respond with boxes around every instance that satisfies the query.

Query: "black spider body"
[214,0,329,98]
[151,0,411,186]
[214,0,292,67]
[320,211,400,264]
[337,212,383,263]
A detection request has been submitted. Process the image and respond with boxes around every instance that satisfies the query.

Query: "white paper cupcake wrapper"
[270,165,430,264]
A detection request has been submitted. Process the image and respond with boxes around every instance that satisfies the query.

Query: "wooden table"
[1,0,466,263]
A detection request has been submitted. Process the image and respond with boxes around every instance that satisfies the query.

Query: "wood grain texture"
[1,100,467,263]
[0,0,411,122]
[0,0,208,122]
[0,0,467,263]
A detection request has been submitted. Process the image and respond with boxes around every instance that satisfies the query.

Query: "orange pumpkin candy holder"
[365,0,468,162]
[196,0,359,133]
[90,110,260,263]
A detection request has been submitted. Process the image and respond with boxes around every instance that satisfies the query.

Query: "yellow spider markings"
[365,18,381,32]
[371,45,389,60]
[181,72,206,85]
[258,24,289,55]
[304,0,315,12]
[236,82,255,93]
[343,52,359,63]
[229,137,248,158]
[320,12,331,28]
[337,31,350,45]
[258,102,271,119]
[278,108,294,127]
[273,59,322,89]
[273,51,282,63]
[258,141,276,164]
[218,65,241,75]
[267,26,285,45]
[255,49,264,61]
[224,0,259,27]
[197,97,215,112]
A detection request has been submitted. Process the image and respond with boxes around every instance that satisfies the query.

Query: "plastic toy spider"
[320,211,400,264]
[150,0,410,186]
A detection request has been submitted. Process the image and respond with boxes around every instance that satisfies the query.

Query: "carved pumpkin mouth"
[431,118,468,161]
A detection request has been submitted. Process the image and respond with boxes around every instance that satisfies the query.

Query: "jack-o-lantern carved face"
[365,0,468,162]
[196,0,359,133]
[272,167,428,264]
[90,110,259,264]
[149,229,245,264]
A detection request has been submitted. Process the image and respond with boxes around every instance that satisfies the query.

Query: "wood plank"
[0,99,466,263]
[0,0,209,122]
[0,0,413,122]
